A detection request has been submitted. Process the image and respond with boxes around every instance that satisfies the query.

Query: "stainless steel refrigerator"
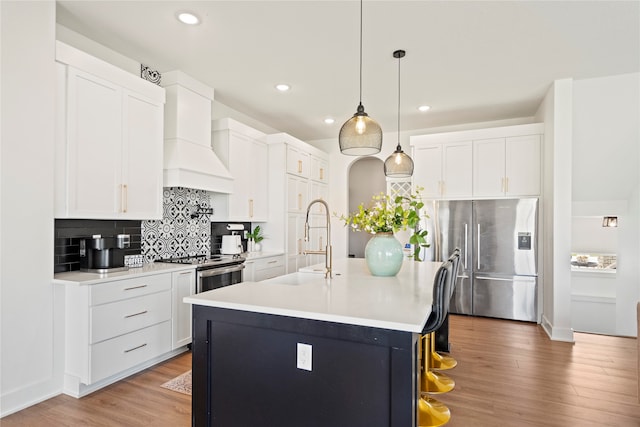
[421,198,538,322]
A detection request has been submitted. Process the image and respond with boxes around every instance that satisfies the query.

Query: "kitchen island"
[185,258,441,427]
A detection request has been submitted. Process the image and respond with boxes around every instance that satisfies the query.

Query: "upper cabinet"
[411,123,543,200]
[55,42,165,219]
[310,155,329,183]
[473,134,541,197]
[211,118,268,222]
[286,145,310,178]
[411,140,473,199]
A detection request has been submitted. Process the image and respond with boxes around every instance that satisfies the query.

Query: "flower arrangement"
[337,188,430,260]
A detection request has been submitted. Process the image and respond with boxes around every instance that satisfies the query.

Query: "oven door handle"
[198,263,245,279]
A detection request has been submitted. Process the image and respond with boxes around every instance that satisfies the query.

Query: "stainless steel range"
[158,254,245,293]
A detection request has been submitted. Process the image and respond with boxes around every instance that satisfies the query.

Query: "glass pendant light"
[339,0,382,156]
[384,50,414,177]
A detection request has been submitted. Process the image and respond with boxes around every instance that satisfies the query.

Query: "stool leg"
[421,333,455,394]
[417,333,450,426]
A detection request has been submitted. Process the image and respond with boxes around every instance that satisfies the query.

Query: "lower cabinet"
[244,255,286,282]
[172,269,195,349]
[62,269,195,396]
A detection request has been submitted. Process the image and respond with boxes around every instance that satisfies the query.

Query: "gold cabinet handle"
[121,184,128,213]
[319,167,324,180]
[298,160,302,174]
[298,193,302,210]
[319,235,323,251]
[249,199,254,218]
[505,177,509,194]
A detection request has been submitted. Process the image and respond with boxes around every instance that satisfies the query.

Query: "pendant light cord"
[396,52,402,151]
[359,0,363,105]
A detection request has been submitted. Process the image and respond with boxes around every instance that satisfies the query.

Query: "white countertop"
[184,258,441,333]
[53,262,196,286]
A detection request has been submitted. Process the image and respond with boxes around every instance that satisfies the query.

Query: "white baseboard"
[541,314,575,342]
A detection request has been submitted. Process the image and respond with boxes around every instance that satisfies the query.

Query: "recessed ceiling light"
[275,84,290,92]
[418,105,431,112]
[177,12,200,25]
[324,118,335,125]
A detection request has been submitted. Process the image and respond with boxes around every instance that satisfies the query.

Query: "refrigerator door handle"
[477,224,481,270]
[464,223,468,269]
[476,276,536,282]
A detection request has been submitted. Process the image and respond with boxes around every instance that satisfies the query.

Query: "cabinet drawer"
[90,290,171,344]
[254,256,285,271]
[90,320,172,384]
[255,266,286,282]
[90,273,171,306]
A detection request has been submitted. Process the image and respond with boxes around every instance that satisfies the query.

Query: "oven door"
[197,263,245,293]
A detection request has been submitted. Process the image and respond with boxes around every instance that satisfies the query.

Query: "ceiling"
[56,1,639,142]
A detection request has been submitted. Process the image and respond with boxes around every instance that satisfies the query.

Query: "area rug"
[161,370,192,395]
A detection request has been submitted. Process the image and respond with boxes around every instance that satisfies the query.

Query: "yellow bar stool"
[431,250,460,371]
[418,260,454,426]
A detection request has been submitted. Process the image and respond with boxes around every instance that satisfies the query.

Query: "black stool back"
[435,249,460,353]
[422,260,453,335]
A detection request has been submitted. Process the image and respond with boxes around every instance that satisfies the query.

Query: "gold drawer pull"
[124,310,148,319]
[124,343,147,353]
[267,260,278,264]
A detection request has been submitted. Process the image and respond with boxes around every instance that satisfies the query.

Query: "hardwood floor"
[2,315,638,426]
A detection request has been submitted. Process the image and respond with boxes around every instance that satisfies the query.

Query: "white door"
[442,141,473,198]
[413,144,443,198]
[505,135,541,196]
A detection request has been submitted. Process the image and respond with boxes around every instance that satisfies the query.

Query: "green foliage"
[336,187,431,261]
[247,225,264,243]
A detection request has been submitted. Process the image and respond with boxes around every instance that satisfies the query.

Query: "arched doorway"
[347,157,386,258]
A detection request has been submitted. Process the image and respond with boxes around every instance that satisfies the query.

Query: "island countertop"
[184,258,441,333]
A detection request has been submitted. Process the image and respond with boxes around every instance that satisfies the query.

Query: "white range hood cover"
[161,71,233,194]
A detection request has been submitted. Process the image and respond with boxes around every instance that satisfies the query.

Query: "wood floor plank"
[2,316,638,426]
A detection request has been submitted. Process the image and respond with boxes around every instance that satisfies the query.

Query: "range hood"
[161,71,233,194]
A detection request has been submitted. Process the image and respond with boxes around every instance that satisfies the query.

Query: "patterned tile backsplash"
[142,187,212,262]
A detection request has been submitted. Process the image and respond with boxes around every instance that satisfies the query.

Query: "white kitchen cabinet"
[310,154,329,183]
[171,269,195,349]
[265,134,330,274]
[412,140,472,199]
[411,123,543,200]
[286,145,310,178]
[473,134,541,197]
[63,272,175,395]
[212,118,268,221]
[287,175,309,213]
[286,213,308,274]
[55,42,164,220]
[244,254,286,282]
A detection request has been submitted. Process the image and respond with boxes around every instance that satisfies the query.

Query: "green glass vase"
[364,233,404,276]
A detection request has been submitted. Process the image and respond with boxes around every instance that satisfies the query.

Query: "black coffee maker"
[80,234,130,273]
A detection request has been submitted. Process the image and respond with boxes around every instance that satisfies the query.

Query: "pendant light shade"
[384,49,414,177]
[339,0,382,156]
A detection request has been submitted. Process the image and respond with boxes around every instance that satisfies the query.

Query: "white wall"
[572,72,640,337]
[534,79,575,342]
[1,1,62,416]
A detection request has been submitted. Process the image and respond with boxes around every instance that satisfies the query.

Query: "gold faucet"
[303,199,332,279]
